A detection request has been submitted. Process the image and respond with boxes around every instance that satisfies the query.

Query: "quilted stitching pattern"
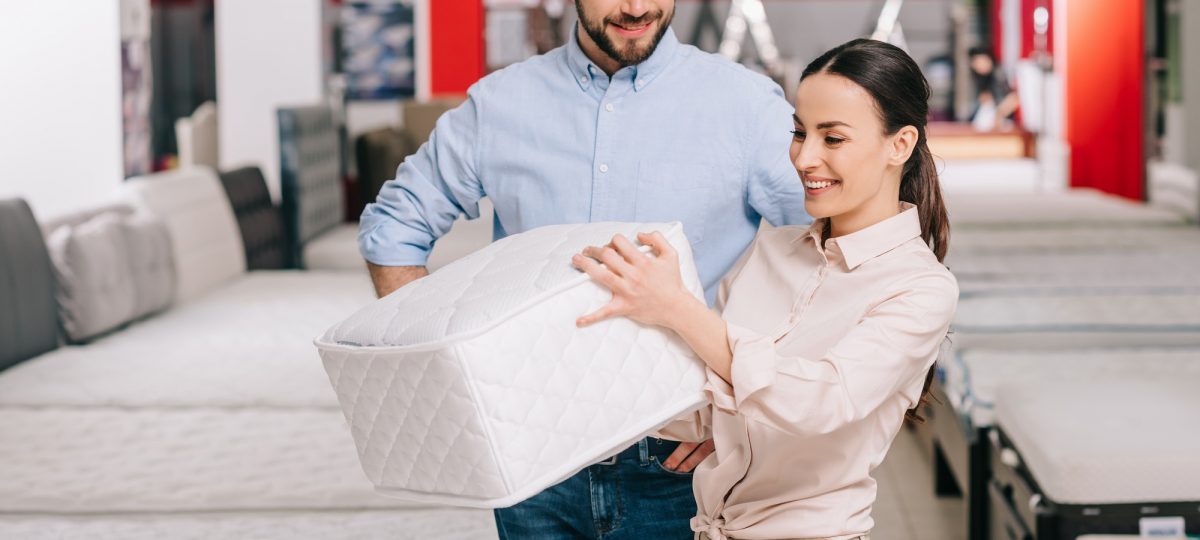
[322,222,698,346]
[318,222,707,505]
[322,348,507,499]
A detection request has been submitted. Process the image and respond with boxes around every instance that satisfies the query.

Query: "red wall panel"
[430,0,485,96]
[1065,0,1144,199]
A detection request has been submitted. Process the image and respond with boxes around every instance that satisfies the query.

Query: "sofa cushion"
[0,198,59,370]
[123,167,246,302]
[218,166,289,270]
[123,214,176,318]
[47,214,138,342]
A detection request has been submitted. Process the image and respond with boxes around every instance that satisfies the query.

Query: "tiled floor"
[872,428,966,540]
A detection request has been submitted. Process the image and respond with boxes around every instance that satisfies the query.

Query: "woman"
[571,39,958,540]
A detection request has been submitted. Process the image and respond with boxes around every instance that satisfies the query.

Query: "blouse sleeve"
[704,271,958,436]
[652,406,713,443]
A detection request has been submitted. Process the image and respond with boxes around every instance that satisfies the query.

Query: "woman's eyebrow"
[792,115,852,130]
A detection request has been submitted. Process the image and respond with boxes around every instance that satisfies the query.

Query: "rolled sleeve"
[358,88,486,266]
[705,323,777,413]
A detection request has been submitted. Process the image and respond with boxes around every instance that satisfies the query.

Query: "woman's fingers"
[581,245,635,278]
[675,439,716,472]
[597,246,635,277]
[577,302,620,327]
[572,254,624,292]
[610,234,649,267]
[637,231,678,262]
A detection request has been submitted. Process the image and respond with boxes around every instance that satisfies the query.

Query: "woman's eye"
[791,130,806,140]
[825,137,845,146]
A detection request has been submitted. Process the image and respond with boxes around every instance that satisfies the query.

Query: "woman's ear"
[889,125,919,166]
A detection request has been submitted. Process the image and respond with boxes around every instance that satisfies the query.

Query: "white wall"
[215,0,325,200]
[0,2,125,220]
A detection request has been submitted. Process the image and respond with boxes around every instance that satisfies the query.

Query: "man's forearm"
[367,263,429,298]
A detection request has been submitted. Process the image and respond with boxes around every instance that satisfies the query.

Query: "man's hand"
[662,439,715,473]
[367,263,429,298]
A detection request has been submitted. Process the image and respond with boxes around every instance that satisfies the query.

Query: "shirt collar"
[566,23,680,93]
[798,203,923,270]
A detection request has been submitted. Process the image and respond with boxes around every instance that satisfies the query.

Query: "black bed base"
[987,427,1200,539]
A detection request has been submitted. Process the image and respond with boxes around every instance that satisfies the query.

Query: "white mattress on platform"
[949,226,1200,255]
[949,251,1200,293]
[0,509,497,540]
[103,270,375,349]
[995,379,1200,504]
[0,408,427,514]
[951,290,1200,350]
[942,348,1200,426]
[0,271,374,409]
[946,189,1188,229]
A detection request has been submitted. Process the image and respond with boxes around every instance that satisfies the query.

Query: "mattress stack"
[936,189,1200,538]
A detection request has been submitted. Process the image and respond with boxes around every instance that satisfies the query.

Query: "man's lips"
[609,20,653,38]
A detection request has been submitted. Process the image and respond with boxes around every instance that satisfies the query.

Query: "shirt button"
[579,75,588,84]
[599,164,609,173]
[605,103,614,112]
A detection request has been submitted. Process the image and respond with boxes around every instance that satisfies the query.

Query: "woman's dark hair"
[801,39,950,422]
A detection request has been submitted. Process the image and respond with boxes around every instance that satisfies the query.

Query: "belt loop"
[638,438,650,466]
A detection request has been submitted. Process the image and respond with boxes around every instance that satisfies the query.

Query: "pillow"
[47,214,138,342]
[46,212,177,342]
[122,214,175,318]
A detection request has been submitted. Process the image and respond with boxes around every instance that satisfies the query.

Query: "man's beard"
[576,2,674,67]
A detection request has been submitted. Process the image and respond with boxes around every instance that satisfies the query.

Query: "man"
[358,1,808,537]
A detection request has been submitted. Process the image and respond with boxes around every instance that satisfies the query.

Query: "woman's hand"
[571,231,697,329]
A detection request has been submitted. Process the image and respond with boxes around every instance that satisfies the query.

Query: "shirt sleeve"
[744,90,811,228]
[705,271,958,436]
[358,86,487,266]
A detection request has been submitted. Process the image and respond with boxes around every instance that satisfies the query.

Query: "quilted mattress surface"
[995,379,1200,504]
[951,290,1200,350]
[942,348,1200,426]
[317,222,708,507]
[0,408,427,513]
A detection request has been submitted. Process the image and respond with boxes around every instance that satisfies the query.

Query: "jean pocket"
[648,455,695,477]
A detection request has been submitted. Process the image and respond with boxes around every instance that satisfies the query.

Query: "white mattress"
[950,251,1200,293]
[946,189,1188,229]
[951,290,1200,350]
[0,509,496,540]
[942,348,1200,426]
[317,222,708,508]
[0,271,374,409]
[104,270,375,349]
[0,408,428,513]
[995,380,1200,504]
[949,226,1200,255]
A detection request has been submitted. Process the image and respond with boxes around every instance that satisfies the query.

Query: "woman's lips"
[803,176,841,196]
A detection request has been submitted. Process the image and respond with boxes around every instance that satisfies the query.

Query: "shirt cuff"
[704,322,778,413]
[358,226,433,267]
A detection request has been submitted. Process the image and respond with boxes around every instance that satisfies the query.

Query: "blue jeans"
[494,437,697,539]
